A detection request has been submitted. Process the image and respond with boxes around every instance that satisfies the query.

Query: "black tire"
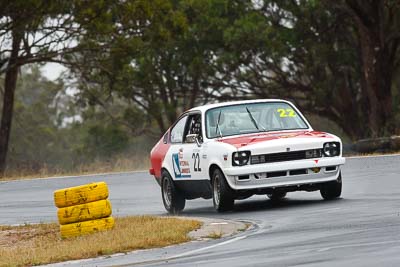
[212,168,235,212]
[320,173,342,200]
[267,191,287,202]
[161,171,185,214]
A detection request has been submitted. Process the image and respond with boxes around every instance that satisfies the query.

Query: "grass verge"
[1,155,150,181]
[343,151,400,157]
[0,216,201,267]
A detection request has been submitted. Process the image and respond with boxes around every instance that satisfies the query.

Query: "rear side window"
[162,132,169,144]
[170,116,188,143]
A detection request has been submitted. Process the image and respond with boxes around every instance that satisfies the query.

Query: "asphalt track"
[1,155,400,267]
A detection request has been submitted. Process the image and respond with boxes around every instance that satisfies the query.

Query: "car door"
[168,114,191,180]
[182,113,206,180]
[167,112,206,181]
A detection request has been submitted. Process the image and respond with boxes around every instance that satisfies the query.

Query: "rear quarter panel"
[150,135,170,180]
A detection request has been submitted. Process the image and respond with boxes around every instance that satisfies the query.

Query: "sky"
[41,62,67,81]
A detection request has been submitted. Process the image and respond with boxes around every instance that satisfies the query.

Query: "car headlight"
[323,142,340,157]
[232,151,251,166]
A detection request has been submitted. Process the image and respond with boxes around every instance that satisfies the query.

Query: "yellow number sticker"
[277,109,287,117]
[287,109,296,117]
[277,109,296,117]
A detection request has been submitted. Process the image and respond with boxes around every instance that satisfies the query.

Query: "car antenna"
[216,110,223,138]
[246,106,266,132]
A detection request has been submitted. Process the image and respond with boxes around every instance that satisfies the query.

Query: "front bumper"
[223,157,345,190]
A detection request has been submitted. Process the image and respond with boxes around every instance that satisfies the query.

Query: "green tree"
[6,65,73,172]
[221,0,399,139]
[5,65,144,174]
[330,0,400,136]
[0,0,83,174]
[82,124,129,159]
[71,0,255,135]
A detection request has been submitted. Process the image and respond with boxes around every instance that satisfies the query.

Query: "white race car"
[149,99,345,213]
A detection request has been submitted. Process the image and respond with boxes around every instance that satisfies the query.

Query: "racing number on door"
[192,153,202,172]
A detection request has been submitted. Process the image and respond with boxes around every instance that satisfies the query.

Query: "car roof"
[188,99,292,113]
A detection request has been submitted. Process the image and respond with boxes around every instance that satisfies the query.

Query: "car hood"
[216,130,337,152]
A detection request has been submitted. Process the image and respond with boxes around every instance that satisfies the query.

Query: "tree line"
[1,0,399,175]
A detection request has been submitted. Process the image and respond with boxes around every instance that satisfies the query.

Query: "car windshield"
[206,102,309,138]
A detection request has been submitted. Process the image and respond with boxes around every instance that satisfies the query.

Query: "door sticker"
[192,152,201,172]
[172,149,191,178]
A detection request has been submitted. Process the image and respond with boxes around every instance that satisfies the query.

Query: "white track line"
[171,235,248,259]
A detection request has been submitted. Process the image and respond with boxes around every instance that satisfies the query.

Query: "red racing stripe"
[217,130,333,148]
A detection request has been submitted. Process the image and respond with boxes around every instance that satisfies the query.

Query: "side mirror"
[186,134,202,147]
[195,135,202,147]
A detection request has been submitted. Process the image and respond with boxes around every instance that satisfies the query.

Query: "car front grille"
[250,149,322,164]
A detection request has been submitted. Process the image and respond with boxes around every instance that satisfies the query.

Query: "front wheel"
[212,168,234,212]
[320,173,342,200]
[161,171,185,214]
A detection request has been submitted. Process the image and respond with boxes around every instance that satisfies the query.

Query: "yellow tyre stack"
[54,182,115,238]
[54,182,109,208]
[59,217,115,239]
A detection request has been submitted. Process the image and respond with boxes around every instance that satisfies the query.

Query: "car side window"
[162,131,169,144]
[185,114,203,143]
[170,116,188,143]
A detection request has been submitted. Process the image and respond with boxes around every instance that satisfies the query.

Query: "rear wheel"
[212,168,235,212]
[161,171,185,214]
[320,173,342,200]
[267,191,287,202]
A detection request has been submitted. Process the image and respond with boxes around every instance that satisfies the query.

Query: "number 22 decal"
[277,108,296,117]
[192,152,201,172]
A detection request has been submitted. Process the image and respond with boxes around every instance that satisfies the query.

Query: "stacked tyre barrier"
[54,182,115,238]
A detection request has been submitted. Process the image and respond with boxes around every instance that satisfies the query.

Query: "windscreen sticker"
[277,108,296,117]
[172,153,191,178]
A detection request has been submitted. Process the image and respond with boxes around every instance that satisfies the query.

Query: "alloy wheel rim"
[163,178,172,207]
[213,175,220,206]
